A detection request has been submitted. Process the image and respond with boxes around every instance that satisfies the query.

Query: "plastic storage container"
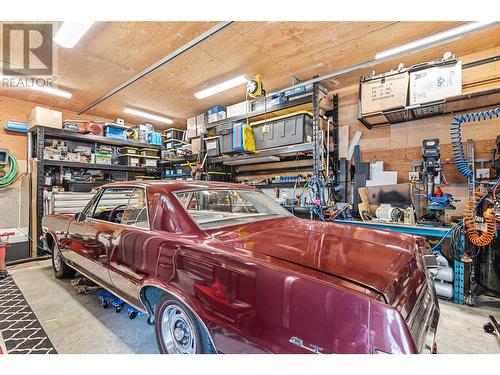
[164,128,185,140]
[251,112,313,150]
[204,137,220,157]
[118,147,139,155]
[139,148,159,157]
[141,156,159,168]
[64,181,104,193]
[216,123,234,154]
[118,154,141,167]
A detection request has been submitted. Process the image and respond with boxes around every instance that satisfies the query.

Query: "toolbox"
[251,111,313,150]
[204,136,221,157]
[118,154,141,167]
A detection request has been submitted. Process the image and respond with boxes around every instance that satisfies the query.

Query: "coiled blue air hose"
[450,108,500,178]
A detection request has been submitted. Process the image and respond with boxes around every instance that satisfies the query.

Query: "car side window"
[91,187,135,223]
[120,188,149,229]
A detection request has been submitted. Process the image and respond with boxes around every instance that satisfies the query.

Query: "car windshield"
[175,189,291,229]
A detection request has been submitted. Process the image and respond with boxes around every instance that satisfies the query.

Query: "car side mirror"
[74,212,87,222]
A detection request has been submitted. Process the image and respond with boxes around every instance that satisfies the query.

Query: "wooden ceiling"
[1,21,499,128]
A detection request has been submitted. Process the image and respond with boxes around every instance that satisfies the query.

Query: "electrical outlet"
[476,168,490,179]
[408,172,420,181]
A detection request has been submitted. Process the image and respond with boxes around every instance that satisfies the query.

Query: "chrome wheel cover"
[53,243,62,272]
[160,303,197,354]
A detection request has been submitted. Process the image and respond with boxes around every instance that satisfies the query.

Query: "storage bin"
[165,140,183,150]
[118,147,139,155]
[141,156,159,168]
[251,112,313,150]
[164,128,185,140]
[204,136,220,157]
[118,154,141,167]
[139,148,159,157]
[105,124,128,139]
[64,181,104,193]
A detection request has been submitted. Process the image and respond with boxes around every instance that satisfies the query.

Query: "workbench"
[336,220,452,238]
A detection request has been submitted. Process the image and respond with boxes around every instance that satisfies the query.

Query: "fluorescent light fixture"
[375,21,498,60]
[124,107,173,124]
[31,85,72,98]
[54,21,94,48]
[195,75,248,99]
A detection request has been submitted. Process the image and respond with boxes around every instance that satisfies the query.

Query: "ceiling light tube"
[31,85,72,98]
[54,21,95,48]
[124,107,173,124]
[375,21,498,60]
[194,75,248,99]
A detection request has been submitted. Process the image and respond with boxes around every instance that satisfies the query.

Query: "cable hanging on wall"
[450,107,500,179]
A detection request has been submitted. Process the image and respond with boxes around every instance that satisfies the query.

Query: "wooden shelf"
[34,127,162,150]
[43,160,160,173]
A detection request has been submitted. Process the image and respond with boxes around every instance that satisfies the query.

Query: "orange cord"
[464,187,495,246]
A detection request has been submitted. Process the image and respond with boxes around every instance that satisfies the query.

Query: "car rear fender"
[138,281,217,351]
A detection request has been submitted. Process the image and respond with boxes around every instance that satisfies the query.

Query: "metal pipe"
[266,22,500,98]
[79,21,234,114]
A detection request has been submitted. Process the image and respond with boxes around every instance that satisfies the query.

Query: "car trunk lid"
[208,217,423,305]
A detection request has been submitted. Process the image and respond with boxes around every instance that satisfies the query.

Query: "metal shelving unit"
[29,126,162,254]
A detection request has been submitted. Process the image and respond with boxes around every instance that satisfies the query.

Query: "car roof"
[100,180,257,192]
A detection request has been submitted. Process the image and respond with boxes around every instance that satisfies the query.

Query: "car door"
[107,187,156,307]
[64,186,134,288]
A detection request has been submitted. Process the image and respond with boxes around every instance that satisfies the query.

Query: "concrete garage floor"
[5,260,500,354]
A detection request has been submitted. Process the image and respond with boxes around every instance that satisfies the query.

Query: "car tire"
[154,295,215,354]
[51,241,76,279]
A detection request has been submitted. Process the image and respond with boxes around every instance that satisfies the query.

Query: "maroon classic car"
[42,181,439,354]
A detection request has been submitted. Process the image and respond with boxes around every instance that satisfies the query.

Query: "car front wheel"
[154,296,214,354]
[52,241,76,279]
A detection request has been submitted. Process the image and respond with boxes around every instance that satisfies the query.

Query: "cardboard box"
[28,106,63,130]
[187,117,197,139]
[409,61,462,105]
[191,136,202,154]
[360,72,409,115]
[227,101,250,118]
[196,113,208,135]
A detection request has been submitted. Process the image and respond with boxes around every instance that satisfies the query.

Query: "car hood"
[208,217,422,304]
